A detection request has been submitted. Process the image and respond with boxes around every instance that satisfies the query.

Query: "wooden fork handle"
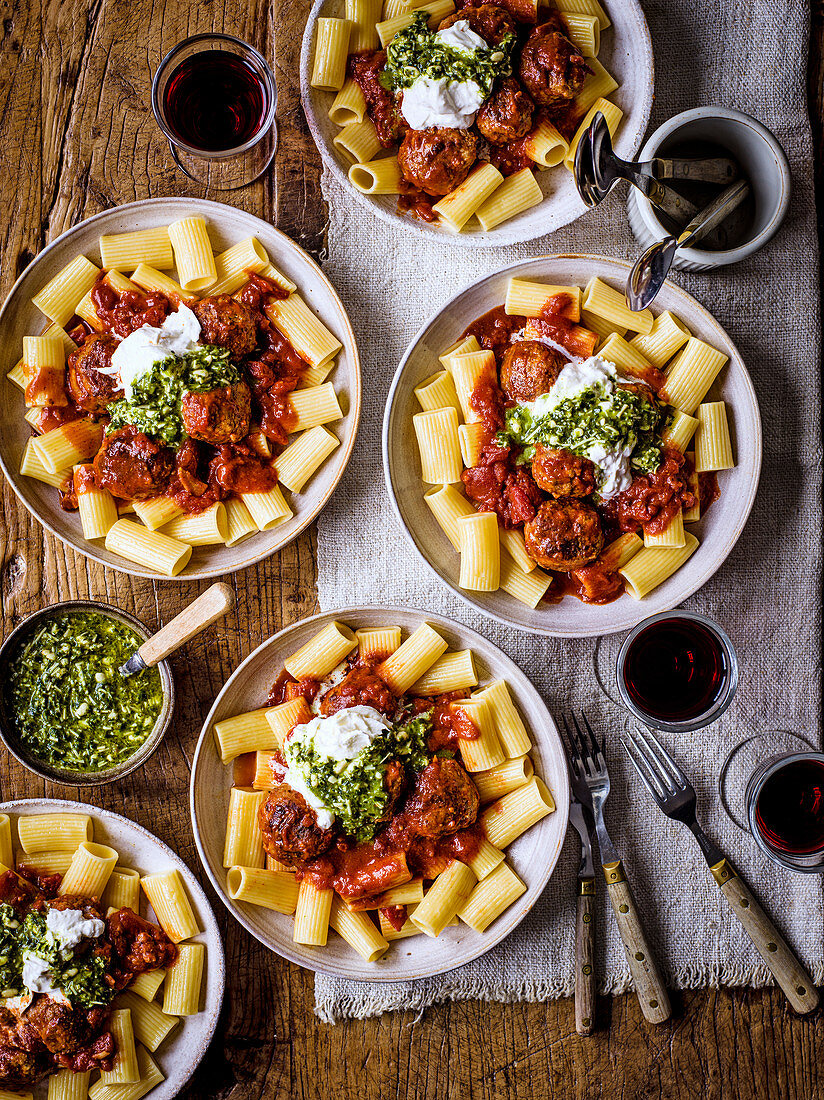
[575,878,596,1035]
[603,860,671,1024]
[710,858,820,1014]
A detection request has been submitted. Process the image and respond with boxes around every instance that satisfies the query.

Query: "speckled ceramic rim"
[0,197,362,581]
[189,604,571,981]
[0,797,226,1098]
[0,601,174,786]
[299,0,654,247]
[628,106,792,267]
[615,610,739,733]
[382,252,763,637]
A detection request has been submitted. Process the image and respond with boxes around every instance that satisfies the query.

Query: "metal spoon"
[576,112,738,225]
[119,582,234,677]
[626,180,752,312]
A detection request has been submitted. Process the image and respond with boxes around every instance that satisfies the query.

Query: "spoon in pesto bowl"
[118,582,234,677]
[0,584,234,786]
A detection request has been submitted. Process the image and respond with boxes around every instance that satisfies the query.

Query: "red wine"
[621,617,728,722]
[162,51,269,152]
[755,759,824,855]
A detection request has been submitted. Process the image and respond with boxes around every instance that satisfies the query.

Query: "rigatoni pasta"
[313,0,625,233]
[14,216,349,577]
[213,618,556,963]
[404,278,736,612]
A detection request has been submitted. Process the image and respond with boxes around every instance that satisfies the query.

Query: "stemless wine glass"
[615,609,739,733]
[151,34,278,190]
[742,751,824,873]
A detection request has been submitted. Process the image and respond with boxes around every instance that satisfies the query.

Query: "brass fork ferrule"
[579,878,596,896]
[710,858,737,886]
[602,860,626,884]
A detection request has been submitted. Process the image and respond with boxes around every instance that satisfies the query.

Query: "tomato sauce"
[602,447,695,536]
[246,322,305,445]
[427,693,480,752]
[348,51,407,147]
[463,305,523,361]
[267,670,321,706]
[237,271,289,311]
[379,904,407,932]
[91,278,171,338]
[397,179,437,222]
[32,400,85,434]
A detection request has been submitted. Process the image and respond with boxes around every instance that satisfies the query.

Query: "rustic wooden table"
[1,2,822,1097]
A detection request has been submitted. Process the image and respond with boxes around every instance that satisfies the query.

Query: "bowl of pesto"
[0,603,173,784]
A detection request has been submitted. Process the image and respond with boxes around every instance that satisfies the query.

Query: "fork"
[563,712,672,1024]
[622,725,820,1014]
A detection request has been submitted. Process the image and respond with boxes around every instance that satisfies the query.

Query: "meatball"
[192,295,257,359]
[0,1036,48,1088]
[476,78,534,145]
[258,786,335,865]
[499,341,565,401]
[180,380,251,445]
[398,128,477,196]
[524,499,603,570]
[67,333,123,415]
[439,4,517,45]
[403,758,479,838]
[93,425,175,501]
[519,26,589,107]
[319,667,396,718]
[532,445,596,498]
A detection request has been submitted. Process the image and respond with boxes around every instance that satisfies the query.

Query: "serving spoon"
[626,179,752,312]
[575,112,738,225]
[119,582,235,677]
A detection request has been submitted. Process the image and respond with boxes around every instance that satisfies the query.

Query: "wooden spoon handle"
[603,860,671,1024]
[711,857,819,1014]
[137,583,234,666]
[575,879,596,1035]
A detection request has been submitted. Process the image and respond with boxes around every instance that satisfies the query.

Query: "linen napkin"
[312,0,823,1020]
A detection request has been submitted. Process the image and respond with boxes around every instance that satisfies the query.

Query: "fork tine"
[579,710,604,760]
[623,726,679,795]
[559,715,583,773]
[620,734,668,806]
[635,724,689,791]
[569,712,590,763]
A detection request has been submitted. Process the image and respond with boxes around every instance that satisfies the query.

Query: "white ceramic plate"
[300,0,654,246]
[189,606,570,981]
[383,254,763,637]
[0,798,225,1100]
[0,197,361,580]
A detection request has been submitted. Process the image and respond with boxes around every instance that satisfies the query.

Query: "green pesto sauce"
[286,713,433,843]
[106,343,240,447]
[0,903,111,1008]
[500,382,667,482]
[383,11,515,97]
[6,611,163,773]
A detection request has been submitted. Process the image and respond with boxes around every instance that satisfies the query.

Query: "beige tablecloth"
[312,0,823,1020]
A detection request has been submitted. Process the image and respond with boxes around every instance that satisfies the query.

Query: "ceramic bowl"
[383,254,762,638]
[0,601,174,785]
[626,107,792,272]
[0,197,361,580]
[0,798,225,1100]
[189,606,570,981]
[300,0,654,246]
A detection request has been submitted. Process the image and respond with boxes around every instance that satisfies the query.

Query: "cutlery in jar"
[621,725,819,1015]
[562,711,672,1024]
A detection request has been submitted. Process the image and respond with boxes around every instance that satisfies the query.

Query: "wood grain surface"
[0,2,821,1098]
